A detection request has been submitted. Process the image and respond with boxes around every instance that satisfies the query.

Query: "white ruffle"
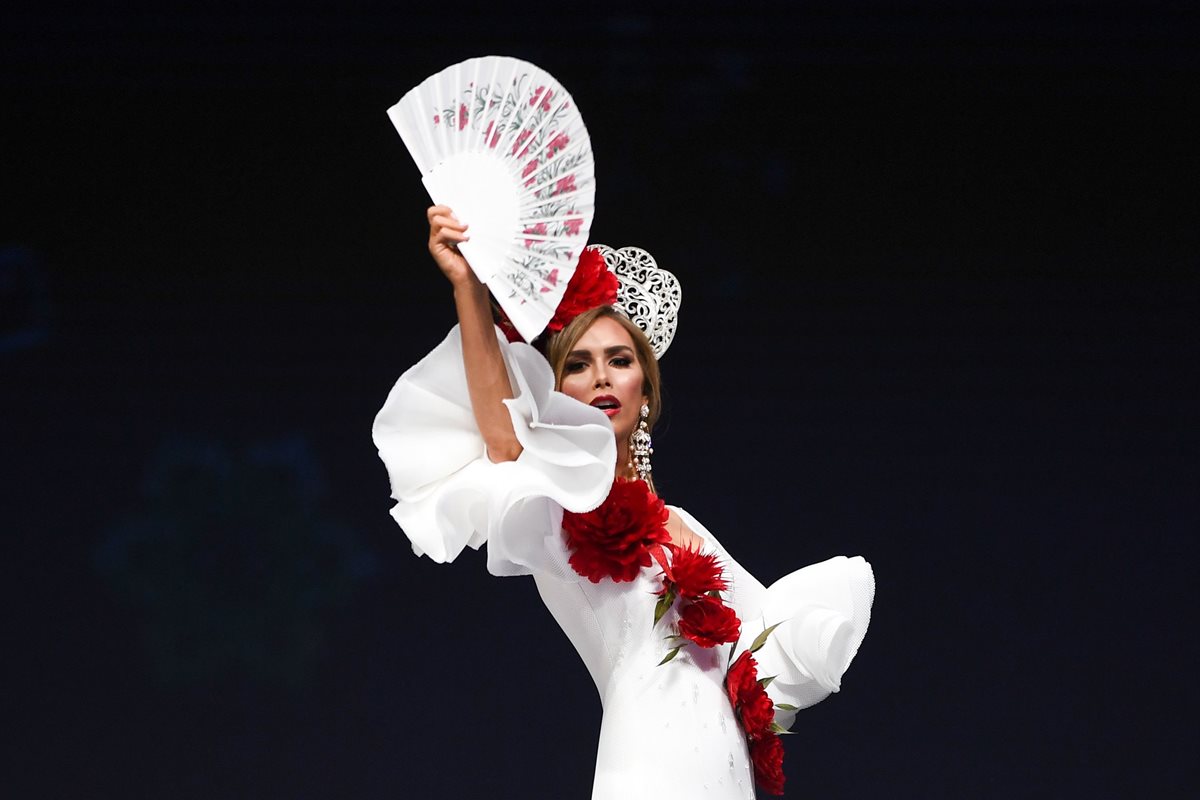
[738,555,874,726]
[372,325,616,576]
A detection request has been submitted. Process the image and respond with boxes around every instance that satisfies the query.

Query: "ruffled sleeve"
[736,556,875,725]
[371,325,616,577]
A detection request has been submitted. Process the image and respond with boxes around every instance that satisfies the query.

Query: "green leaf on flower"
[749,622,782,654]
[774,703,799,712]
[758,675,775,689]
[657,645,683,666]
[654,591,675,626]
[770,722,795,735]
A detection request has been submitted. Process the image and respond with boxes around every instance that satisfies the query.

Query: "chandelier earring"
[630,403,653,483]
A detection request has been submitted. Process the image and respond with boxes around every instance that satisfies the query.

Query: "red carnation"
[547,248,618,332]
[666,545,729,599]
[678,595,741,648]
[563,478,670,583]
[726,651,774,737]
[750,734,786,796]
[726,651,757,707]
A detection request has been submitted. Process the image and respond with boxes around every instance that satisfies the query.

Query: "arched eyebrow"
[568,344,635,360]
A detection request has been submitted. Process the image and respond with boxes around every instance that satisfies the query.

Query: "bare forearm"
[453,278,523,462]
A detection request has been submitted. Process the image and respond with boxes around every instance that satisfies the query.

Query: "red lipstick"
[589,395,622,418]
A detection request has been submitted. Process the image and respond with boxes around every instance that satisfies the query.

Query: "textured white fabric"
[372,325,615,575]
[374,329,875,799]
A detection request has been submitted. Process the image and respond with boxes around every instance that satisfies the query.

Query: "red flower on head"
[750,734,786,796]
[678,595,741,648]
[546,248,618,333]
[665,545,729,599]
[563,478,670,583]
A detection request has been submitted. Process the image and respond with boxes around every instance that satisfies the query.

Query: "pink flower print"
[522,222,548,248]
[433,114,440,125]
[511,129,533,157]
[529,86,555,112]
[546,268,559,286]
[483,121,500,149]
[458,103,468,131]
[564,216,583,235]
[546,132,570,157]
[521,159,540,187]
[554,175,577,196]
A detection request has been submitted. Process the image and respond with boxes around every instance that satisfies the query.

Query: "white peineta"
[593,245,682,359]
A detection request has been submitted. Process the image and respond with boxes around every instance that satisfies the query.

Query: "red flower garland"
[678,595,741,648]
[663,544,729,598]
[750,734,786,796]
[561,478,786,796]
[727,650,786,796]
[562,478,670,583]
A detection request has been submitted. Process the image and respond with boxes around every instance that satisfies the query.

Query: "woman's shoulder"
[664,505,708,552]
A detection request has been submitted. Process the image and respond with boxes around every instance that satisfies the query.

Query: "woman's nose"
[593,368,610,388]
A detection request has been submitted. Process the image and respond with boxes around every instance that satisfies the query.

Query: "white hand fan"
[389,56,596,342]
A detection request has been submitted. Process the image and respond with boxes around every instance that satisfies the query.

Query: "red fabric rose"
[546,248,618,333]
[562,478,670,583]
[749,733,786,796]
[678,595,741,648]
[666,545,729,599]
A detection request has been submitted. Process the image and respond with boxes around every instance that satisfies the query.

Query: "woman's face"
[559,315,648,441]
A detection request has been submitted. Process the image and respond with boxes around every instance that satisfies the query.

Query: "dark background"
[3,1,1197,797]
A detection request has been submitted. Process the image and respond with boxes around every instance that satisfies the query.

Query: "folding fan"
[388,56,596,342]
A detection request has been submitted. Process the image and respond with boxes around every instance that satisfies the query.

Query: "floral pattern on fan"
[390,56,596,342]
[433,75,589,211]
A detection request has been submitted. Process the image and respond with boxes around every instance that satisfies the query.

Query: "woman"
[372,205,875,798]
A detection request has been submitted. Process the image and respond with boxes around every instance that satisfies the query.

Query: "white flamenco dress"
[373,326,875,799]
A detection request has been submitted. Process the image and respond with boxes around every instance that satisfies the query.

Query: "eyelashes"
[564,357,633,374]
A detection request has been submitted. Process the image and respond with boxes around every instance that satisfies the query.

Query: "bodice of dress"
[373,325,875,800]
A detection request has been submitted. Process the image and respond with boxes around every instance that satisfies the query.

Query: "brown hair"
[546,306,663,430]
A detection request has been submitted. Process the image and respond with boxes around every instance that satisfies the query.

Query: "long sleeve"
[372,324,616,576]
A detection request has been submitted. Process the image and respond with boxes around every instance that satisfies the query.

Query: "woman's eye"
[611,357,632,367]
[565,362,586,373]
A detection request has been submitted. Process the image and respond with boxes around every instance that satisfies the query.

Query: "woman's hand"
[427,205,478,288]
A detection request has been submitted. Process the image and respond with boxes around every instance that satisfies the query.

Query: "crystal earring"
[630,403,653,483]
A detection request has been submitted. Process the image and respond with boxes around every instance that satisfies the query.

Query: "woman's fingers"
[428,205,468,231]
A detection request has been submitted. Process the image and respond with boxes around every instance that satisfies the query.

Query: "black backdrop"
[3,2,1197,798]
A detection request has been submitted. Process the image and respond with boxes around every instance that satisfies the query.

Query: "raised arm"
[427,205,523,462]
